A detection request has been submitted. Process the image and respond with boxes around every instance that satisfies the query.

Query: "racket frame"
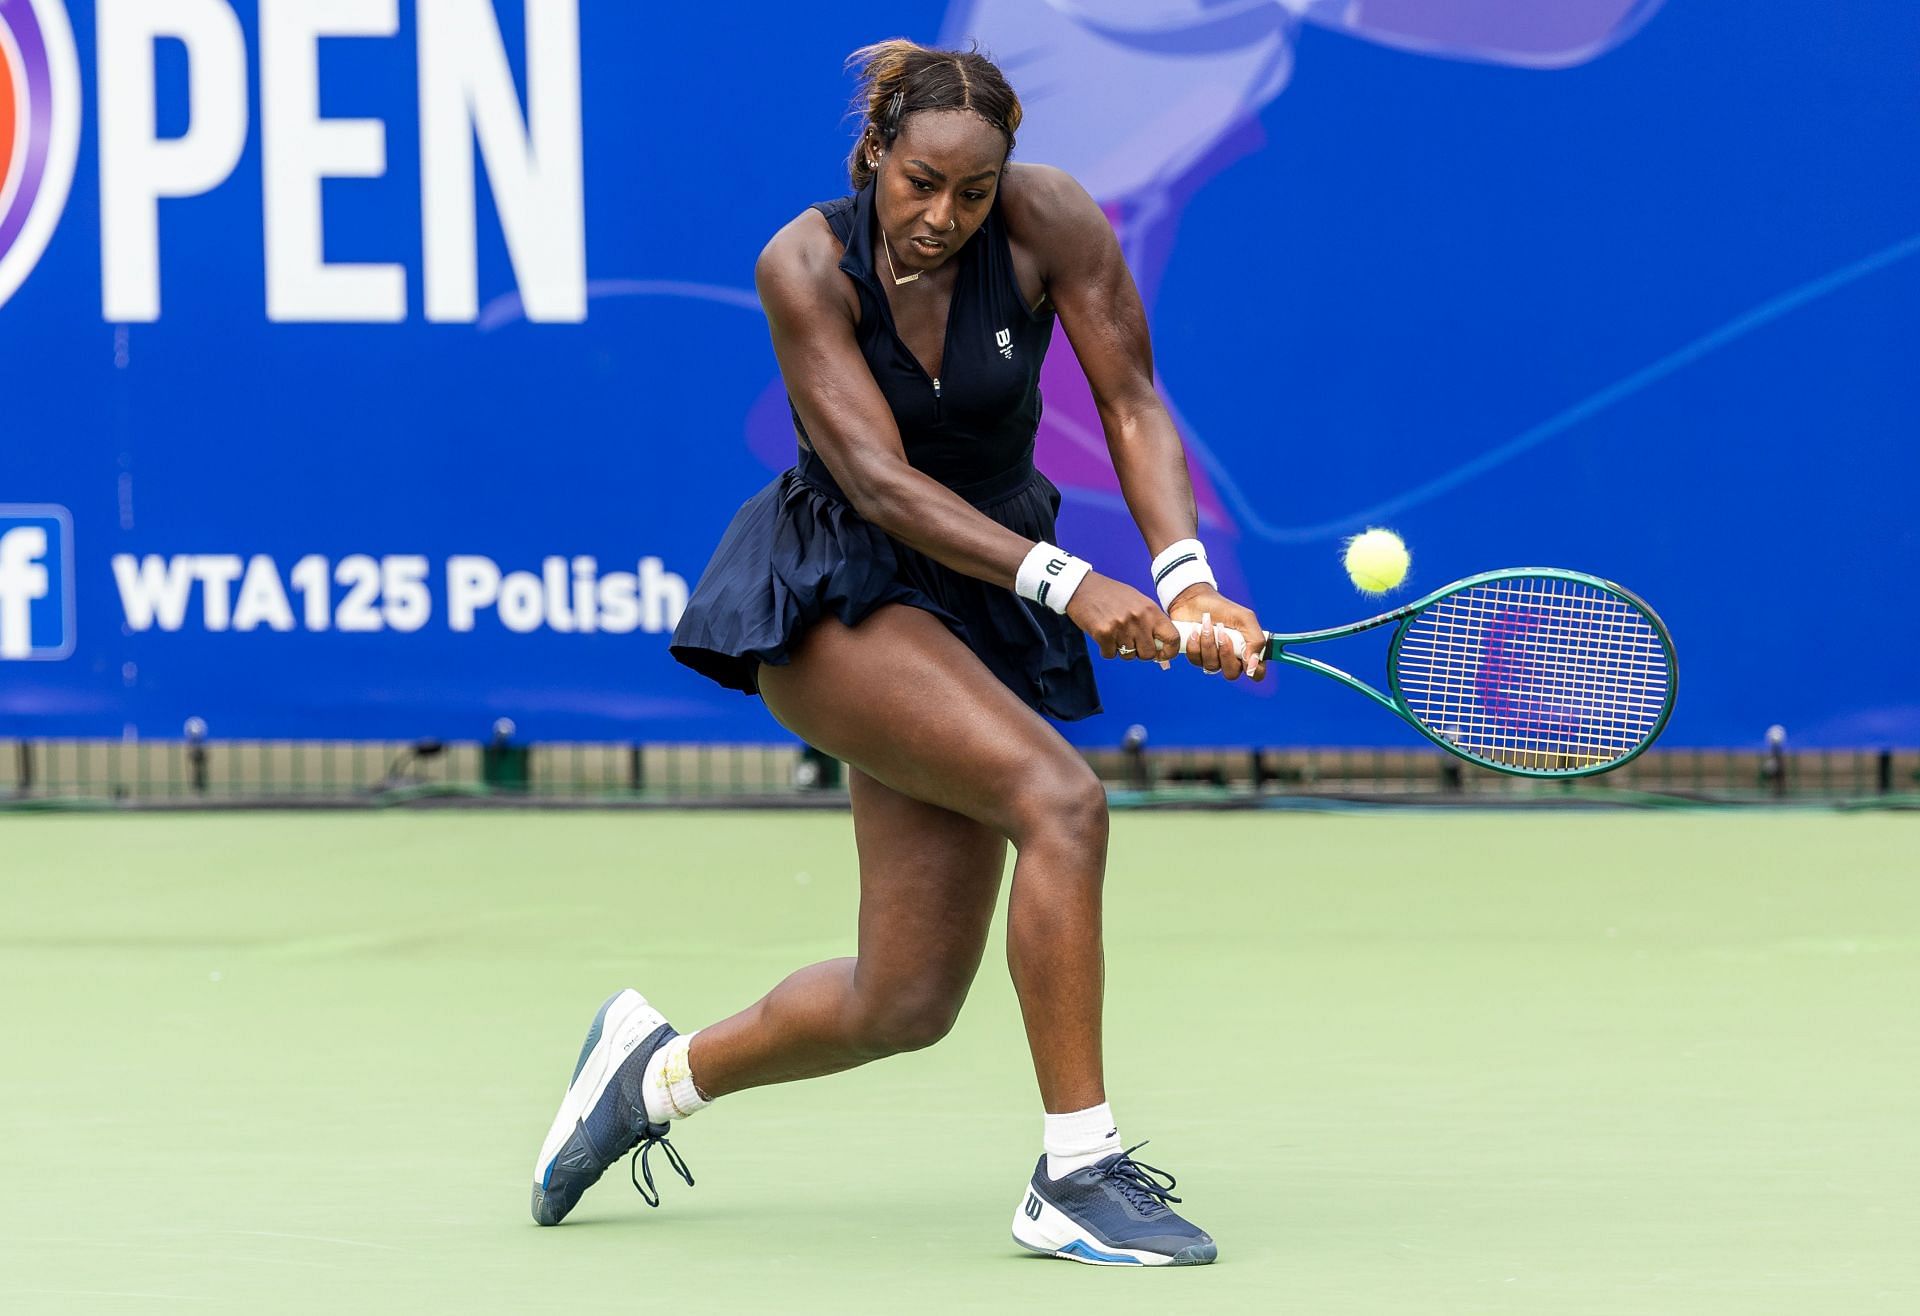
[1260,568,1679,778]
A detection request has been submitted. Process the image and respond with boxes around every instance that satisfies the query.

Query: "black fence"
[3,739,1915,810]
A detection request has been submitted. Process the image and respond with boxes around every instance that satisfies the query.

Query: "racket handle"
[1171,619,1249,660]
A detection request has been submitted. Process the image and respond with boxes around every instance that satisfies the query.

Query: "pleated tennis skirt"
[669,448,1101,722]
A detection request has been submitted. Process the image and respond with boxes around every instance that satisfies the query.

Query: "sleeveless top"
[792,181,1058,490]
[667,179,1101,721]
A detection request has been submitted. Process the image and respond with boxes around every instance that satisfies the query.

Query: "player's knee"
[1008,760,1108,854]
[852,989,963,1057]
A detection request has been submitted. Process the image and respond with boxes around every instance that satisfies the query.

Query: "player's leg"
[531,604,1054,1226]
[531,754,1008,1226]
[746,607,1213,1266]
[702,604,1110,1109]
[530,606,1068,1225]
[690,765,1009,1088]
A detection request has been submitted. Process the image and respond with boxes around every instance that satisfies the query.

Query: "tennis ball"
[1343,527,1410,595]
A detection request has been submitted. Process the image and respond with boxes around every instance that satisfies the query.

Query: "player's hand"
[1065,573,1182,664]
[1169,586,1267,681]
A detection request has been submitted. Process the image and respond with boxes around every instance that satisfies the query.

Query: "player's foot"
[1010,1144,1217,1266]
[530,988,694,1226]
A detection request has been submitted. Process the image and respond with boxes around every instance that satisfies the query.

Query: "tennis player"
[530,39,1264,1267]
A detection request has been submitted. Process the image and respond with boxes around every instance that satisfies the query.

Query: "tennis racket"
[1172,568,1677,778]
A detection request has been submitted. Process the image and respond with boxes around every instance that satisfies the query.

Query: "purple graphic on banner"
[913,0,1668,586]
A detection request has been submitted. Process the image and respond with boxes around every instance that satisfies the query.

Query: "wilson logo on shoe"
[1024,1192,1043,1221]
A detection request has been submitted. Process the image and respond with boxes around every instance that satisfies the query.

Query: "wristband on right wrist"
[1016,541,1092,615]
[1151,538,1217,611]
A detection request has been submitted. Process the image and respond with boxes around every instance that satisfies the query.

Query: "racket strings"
[1394,576,1670,771]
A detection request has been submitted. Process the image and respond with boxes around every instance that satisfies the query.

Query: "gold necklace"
[881,230,920,286]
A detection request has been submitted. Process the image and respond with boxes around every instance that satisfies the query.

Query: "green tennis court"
[3,811,1915,1314]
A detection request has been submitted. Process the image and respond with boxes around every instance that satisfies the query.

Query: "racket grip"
[1171,619,1248,660]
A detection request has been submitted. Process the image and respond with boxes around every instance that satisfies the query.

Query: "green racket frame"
[1254,567,1680,779]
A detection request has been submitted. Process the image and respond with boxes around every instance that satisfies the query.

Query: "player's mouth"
[910,235,947,255]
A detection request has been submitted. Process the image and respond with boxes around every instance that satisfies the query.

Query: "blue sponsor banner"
[1,1,1916,745]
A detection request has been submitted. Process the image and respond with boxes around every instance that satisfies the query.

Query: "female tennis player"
[530,40,1264,1267]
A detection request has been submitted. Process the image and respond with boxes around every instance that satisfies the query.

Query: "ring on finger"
[1117,644,1135,657]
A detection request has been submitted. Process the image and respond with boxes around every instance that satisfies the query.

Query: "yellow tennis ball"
[1343,527,1410,595]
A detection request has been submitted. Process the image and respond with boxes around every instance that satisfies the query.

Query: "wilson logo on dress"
[995,327,1013,360]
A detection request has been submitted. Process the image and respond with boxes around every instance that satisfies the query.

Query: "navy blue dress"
[670,182,1101,721]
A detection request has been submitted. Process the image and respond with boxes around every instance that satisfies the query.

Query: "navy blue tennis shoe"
[530,988,694,1226]
[1011,1144,1217,1266]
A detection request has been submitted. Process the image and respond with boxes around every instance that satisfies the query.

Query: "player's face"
[871,111,1006,275]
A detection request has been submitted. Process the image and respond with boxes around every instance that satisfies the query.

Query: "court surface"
[3,810,1915,1314]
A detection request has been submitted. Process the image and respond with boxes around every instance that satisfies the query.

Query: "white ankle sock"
[1044,1102,1122,1179]
[641,1030,710,1124]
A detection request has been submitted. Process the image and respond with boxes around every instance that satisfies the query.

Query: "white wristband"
[1016,542,1092,615]
[1151,538,1217,611]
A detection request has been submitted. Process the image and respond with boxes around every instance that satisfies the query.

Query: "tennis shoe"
[1011,1143,1217,1266]
[530,988,694,1226]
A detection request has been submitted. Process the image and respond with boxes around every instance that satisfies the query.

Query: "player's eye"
[909,177,934,191]
[963,191,987,203]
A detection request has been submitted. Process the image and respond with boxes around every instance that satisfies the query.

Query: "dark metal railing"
[2,740,1914,809]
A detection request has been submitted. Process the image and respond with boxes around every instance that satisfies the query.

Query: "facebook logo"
[0,506,75,661]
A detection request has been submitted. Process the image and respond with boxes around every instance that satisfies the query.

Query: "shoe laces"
[1098,1142,1181,1215]
[627,1119,695,1208]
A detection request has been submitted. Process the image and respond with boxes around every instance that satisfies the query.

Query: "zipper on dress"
[932,377,942,423]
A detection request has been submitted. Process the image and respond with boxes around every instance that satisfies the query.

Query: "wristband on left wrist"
[1151,538,1217,611]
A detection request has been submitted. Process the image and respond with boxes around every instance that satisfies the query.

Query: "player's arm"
[755,215,1170,660]
[756,216,1027,585]
[1017,166,1266,677]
